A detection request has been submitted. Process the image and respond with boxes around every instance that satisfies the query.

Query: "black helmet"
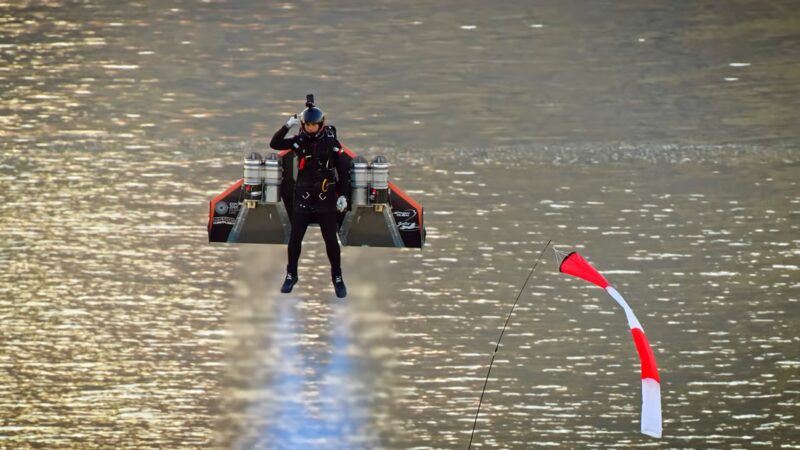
[300,107,325,131]
[298,94,326,137]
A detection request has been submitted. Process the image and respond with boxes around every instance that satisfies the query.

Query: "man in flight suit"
[269,105,349,298]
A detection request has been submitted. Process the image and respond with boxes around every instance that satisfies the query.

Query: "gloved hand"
[336,196,348,212]
[285,114,300,129]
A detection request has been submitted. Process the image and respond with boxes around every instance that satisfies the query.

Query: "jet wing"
[207,145,425,248]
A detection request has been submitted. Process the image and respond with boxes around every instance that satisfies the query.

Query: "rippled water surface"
[1,1,799,449]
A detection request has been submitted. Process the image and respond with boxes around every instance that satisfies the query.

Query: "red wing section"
[208,179,243,242]
[389,182,425,248]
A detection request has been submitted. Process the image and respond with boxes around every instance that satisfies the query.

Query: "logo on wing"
[212,216,236,226]
[394,209,419,231]
[215,202,229,215]
[215,201,241,216]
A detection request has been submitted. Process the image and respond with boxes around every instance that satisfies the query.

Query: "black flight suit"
[269,124,350,278]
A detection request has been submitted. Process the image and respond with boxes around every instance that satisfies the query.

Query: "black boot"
[281,272,298,293]
[332,273,347,298]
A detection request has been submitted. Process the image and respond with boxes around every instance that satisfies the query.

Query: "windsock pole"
[468,240,551,449]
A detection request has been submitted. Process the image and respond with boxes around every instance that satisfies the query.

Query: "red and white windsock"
[556,250,662,438]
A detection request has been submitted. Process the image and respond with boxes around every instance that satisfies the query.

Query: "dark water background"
[1,1,798,449]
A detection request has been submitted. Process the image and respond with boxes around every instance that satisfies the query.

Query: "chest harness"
[292,127,341,202]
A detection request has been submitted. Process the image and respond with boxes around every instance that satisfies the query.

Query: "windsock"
[557,250,662,438]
